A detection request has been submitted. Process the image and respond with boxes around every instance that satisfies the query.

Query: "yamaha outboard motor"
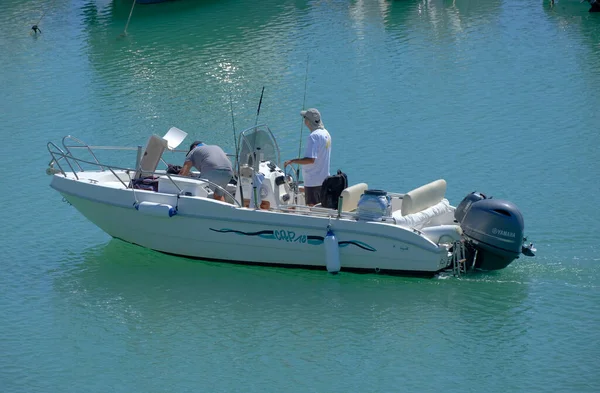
[454,192,486,223]
[455,192,535,271]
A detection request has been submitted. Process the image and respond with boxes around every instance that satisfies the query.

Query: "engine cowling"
[455,193,526,271]
[454,191,486,223]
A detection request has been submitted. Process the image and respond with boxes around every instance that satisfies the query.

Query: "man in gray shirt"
[179,141,234,202]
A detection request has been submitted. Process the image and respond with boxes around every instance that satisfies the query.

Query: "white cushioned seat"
[340,183,368,212]
[401,179,447,216]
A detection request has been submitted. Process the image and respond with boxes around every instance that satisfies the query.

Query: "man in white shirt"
[284,108,331,206]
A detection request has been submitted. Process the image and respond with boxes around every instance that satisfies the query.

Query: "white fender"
[324,229,340,274]
[135,201,177,217]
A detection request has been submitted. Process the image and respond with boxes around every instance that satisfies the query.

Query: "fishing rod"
[295,55,310,202]
[252,87,265,209]
[229,91,239,155]
[255,86,265,126]
[229,90,243,206]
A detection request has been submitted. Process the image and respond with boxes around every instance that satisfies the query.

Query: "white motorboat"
[46,124,535,277]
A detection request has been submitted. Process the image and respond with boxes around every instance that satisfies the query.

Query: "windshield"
[236,124,280,168]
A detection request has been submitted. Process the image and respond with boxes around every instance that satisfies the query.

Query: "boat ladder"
[450,241,469,277]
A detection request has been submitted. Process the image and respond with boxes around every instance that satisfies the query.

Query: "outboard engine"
[454,192,486,223]
[455,192,535,271]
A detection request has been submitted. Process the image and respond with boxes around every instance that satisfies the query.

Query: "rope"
[31,0,57,34]
[122,0,137,36]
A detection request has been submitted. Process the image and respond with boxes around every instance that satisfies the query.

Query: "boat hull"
[51,174,450,275]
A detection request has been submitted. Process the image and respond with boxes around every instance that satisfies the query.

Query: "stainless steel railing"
[46,137,240,207]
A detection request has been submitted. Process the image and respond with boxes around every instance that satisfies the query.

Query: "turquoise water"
[1,0,599,391]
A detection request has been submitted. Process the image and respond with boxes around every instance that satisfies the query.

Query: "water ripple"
[2,0,600,391]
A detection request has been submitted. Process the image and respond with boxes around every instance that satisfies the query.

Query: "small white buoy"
[324,228,340,274]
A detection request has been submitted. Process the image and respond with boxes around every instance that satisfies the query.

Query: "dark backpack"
[320,170,348,209]
[166,164,182,174]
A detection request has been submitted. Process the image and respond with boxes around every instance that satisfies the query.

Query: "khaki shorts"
[201,169,233,197]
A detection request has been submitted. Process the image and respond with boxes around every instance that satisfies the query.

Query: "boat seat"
[135,135,168,179]
[401,179,447,216]
[339,183,368,212]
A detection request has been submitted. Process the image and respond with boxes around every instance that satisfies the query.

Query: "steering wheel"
[283,164,299,194]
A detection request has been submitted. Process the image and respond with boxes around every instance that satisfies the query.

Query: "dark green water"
[1,0,599,391]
